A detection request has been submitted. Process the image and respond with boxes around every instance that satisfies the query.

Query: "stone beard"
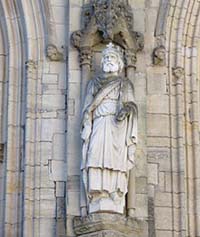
[80,43,138,215]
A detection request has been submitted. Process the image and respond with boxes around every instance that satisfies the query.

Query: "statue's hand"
[81,109,92,141]
[116,106,130,121]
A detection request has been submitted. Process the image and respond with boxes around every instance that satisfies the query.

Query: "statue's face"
[174,67,183,78]
[102,52,119,73]
[47,46,57,57]
[155,48,165,60]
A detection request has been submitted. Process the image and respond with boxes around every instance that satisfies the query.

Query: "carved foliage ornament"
[25,60,37,73]
[92,0,133,40]
[71,0,144,52]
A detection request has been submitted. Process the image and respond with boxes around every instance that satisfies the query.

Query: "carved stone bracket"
[74,213,147,237]
[125,49,137,68]
[172,66,184,84]
[172,66,184,79]
[132,31,144,52]
[46,44,64,62]
[71,31,83,49]
[153,45,166,66]
[79,46,93,67]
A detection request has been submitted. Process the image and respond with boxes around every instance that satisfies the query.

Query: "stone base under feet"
[73,213,147,237]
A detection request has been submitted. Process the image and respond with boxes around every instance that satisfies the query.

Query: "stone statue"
[80,43,138,215]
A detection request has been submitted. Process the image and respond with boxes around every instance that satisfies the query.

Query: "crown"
[102,43,123,59]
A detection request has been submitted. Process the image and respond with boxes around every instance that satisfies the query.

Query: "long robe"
[81,75,137,210]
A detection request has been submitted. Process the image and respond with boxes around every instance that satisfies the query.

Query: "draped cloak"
[80,76,137,208]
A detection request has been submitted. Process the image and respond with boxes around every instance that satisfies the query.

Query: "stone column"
[125,48,137,217]
[172,66,185,234]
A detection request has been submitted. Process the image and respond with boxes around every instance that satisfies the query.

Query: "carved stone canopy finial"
[71,0,143,52]
[71,31,82,49]
[153,45,166,66]
[46,44,64,62]
[92,0,133,40]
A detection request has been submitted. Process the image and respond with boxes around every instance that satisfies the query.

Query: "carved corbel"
[71,30,82,49]
[25,60,37,73]
[46,44,64,62]
[153,45,166,66]
[125,49,137,68]
[132,31,144,52]
[172,66,184,84]
[79,46,93,67]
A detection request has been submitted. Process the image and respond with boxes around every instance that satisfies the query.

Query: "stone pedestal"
[73,213,147,237]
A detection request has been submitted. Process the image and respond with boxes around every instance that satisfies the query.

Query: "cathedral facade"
[0,0,200,236]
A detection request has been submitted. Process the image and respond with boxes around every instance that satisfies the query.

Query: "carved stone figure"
[153,45,166,66]
[46,44,63,61]
[81,43,138,214]
[172,66,184,79]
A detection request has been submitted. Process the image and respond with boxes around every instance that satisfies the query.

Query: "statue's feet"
[110,191,123,202]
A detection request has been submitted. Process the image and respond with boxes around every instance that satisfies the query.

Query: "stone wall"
[0,0,199,236]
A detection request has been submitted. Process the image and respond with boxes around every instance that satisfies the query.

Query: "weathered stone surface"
[147,67,167,94]
[155,207,173,230]
[147,114,170,137]
[148,163,158,185]
[49,160,67,181]
[147,95,169,114]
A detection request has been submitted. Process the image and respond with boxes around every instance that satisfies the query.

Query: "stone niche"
[71,0,147,236]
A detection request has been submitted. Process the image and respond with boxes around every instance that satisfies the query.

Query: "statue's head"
[46,44,57,58]
[101,43,124,74]
[154,45,165,60]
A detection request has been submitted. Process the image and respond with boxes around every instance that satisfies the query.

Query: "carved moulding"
[74,213,147,237]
